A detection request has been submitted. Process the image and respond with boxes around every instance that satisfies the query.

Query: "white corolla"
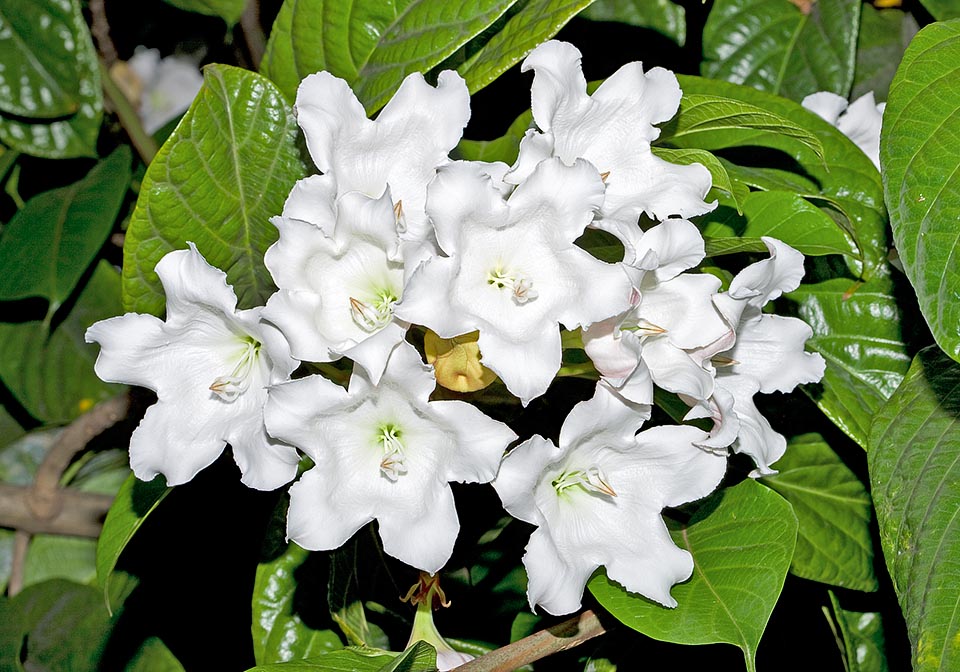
[85,244,299,490]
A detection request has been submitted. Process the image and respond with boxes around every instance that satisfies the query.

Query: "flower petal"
[156,243,239,324]
[342,320,408,386]
[477,326,561,406]
[494,435,559,525]
[264,375,351,459]
[523,527,598,616]
[263,289,336,363]
[430,399,517,483]
[295,71,369,175]
[523,40,589,135]
[280,174,338,233]
[287,466,374,551]
[559,382,650,449]
[727,237,805,310]
[395,257,476,338]
[377,483,460,574]
[724,314,826,395]
[231,422,300,491]
[801,91,848,125]
[426,161,510,256]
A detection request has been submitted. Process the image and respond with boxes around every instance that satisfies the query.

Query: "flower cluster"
[87,40,824,619]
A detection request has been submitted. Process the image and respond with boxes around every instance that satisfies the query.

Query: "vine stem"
[99,60,158,165]
[454,610,608,671]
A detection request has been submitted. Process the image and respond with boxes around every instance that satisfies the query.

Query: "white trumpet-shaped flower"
[802,91,885,171]
[264,342,517,574]
[507,40,715,227]
[85,244,299,490]
[395,158,633,405]
[295,68,470,249]
[493,383,726,615]
[262,174,407,384]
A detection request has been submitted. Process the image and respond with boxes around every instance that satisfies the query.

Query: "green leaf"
[456,0,592,96]
[881,20,960,364]
[588,480,797,672]
[788,274,911,448]
[125,637,186,672]
[0,579,115,672]
[701,191,857,259]
[824,591,889,672]
[852,5,918,102]
[123,65,306,316]
[761,434,876,591]
[580,0,685,45]
[253,501,343,665]
[0,0,101,158]
[0,404,26,452]
[665,76,888,280]
[651,146,747,213]
[246,648,397,672]
[327,535,390,651]
[702,0,860,101]
[918,0,960,21]
[0,261,125,424]
[162,0,246,24]
[96,473,170,608]
[0,146,131,311]
[869,346,960,672]
[261,0,518,110]
[456,110,532,165]
[377,641,437,672]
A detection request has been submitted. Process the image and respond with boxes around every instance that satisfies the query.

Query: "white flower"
[802,91,885,170]
[493,384,726,615]
[295,68,470,252]
[264,342,517,574]
[583,219,729,405]
[85,244,299,490]
[395,158,633,405]
[127,47,203,134]
[698,238,826,474]
[506,40,715,226]
[262,174,407,384]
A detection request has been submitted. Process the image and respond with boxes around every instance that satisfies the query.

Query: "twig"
[8,530,30,596]
[89,0,118,67]
[0,485,114,538]
[239,0,266,70]
[99,60,158,165]
[455,610,608,671]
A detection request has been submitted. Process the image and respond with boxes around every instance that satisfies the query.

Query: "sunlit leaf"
[580,0,685,45]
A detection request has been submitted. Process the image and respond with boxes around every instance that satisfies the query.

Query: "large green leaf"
[125,637,186,672]
[869,346,960,672]
[881,20,960,364]
[457,0,593,96]
[123,65,306,316]
[852,5,918,102]
[918,0,960,21]
[788,274,911,448]
[0,146,131,312]
[0,261,125,424]
[761,434,876,591]
[701,190,857,259]
[162,0,246,24]
[261,0,517,110]
[96,473,170,607]
[825,591,889,672]
[246,649,396,672]
[664,76,888,280]
[580,0,685,45]
[588,479,797,672]
[0,579,116,672]
[253,501,344,665]
[0,0,101,158]
[702,0,860,101]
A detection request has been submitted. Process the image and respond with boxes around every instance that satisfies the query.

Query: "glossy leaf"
[702,0,860,101]
[261,0,517,110]
[825,591,889,672]
[123,65,306,316]
[761,434,876,591]
[869,347,960,672]
[162,0,246,24]
[247,648,396,671]
[0,0,101,158]
[457,0,593,96]
[664,76,888,280]
[96,473,170,607]
[852,5,918,102]
[788,274,910,448]
[378,642,437,672]
[580,0,685,45]
[918,0,960,21]
[456,110,532,165]
[588,480,797,672]
[0,146,131,311]
[0,579,115,672]
[253,501,343,665]
[0,261,125,424]
[701,190,857,259]
[881,20,960,364]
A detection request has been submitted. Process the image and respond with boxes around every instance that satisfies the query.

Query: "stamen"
[625,318,666,336]
[511,277,538,304]
[350,290,397,332]
[394,200,407,234]
[210,338,260,402]
[600,171,610,183]
[552,466,617,497]
[711,355,739,367]
[377,425,407,481]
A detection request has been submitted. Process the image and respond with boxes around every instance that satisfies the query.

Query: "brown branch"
[239,0,266,70]
[7,530,30,596]
[455,610,608,671]
[26,394,130,521]
[89,0,118,66]
[0,485,113,538]
[99,60,158,165]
